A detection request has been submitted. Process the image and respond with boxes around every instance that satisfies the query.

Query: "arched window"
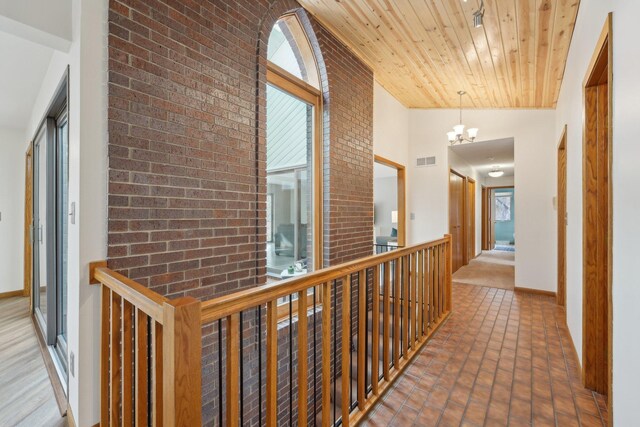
[266,14,322,287]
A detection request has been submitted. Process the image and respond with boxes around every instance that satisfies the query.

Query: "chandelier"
[447,91,479,145]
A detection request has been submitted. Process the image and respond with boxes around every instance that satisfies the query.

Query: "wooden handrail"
[90,263,168,323]
[88,234,453,426]
[89,262,202,426]
[200,236,450,324]
[201,234,452,426]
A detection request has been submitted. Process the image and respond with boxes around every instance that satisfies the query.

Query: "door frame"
[557,126,567,307]
[582,13,613,405]
[481,185,514,251]
[449,168,466,270]
[466,178,476,261]
[24,142,33,299]
[374,155,406,247]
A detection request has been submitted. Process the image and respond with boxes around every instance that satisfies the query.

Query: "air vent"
[416,156,436,167]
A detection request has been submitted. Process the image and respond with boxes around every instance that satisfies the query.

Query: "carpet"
[452,251,515,290]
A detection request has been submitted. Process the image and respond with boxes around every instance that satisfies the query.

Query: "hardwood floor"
[361,284,607,426]
[0,297,67,427]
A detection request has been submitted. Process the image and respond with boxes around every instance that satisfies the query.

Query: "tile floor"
[361,284,608,426]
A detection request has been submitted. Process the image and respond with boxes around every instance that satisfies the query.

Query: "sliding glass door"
[32,74,69,384]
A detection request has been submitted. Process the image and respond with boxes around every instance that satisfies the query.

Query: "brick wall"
[108,0,373,296]
[107,0,373,424]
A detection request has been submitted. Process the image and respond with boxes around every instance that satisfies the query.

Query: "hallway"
[453,251,515,290]
[0,297,67,427]
[361,284,607,426]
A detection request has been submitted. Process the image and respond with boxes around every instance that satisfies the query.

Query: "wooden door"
[449,170,465,272]
[582,19,611,397]
[466,179,476,261]
[24,143,33,298]
[557,128,567,307]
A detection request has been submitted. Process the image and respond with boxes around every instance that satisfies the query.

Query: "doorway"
[449,169,466,272]
[582,15,612,398]
[373,155,406,252]
[557,126,567,307]
[482,186,515,252]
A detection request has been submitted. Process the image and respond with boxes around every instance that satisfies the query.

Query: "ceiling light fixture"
[488,166,504,178]
[472,0,485,28]
[447,91,479,145]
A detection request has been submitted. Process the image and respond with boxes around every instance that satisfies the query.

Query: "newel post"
[162,297,202,426]
[445,234,453,312]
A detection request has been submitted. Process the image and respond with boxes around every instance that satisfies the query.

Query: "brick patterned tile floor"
[361,284,608,426]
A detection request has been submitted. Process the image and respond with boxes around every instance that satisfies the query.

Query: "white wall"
[483,175,514,187]
[555,0,640,423]
[408,109,556,291]
[23,0,107,424]
[0,128,26,294]
[0,0,72,51]
[373,81,411,241]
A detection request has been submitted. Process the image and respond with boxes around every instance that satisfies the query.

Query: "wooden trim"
[382,262,391,381]
[340,276,351,426]
[201,237,450,323]
[557,125,567,307]
[449,169,467,270]
[371,264,380,395]
[466,178,477,260]
[0,289,26,299]
[514,287,557,298]
[274,13,322,91]
[162,297,202,426]
[481,186,489,251]
[374,155,407,247]
[89,260,107,284]
[581,13,613,406]
[357,269,366,409]
[100,285,109,426]
[67,406,76,427]
[24,142,33,298]
[267,57,323,273]
[320,282,331,427]
[92,265,167,323]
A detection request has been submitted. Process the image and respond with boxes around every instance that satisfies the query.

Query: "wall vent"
[416,156,436,167]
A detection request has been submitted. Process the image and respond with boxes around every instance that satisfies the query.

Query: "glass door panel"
[56,113,69,372]
[34,125,48,330]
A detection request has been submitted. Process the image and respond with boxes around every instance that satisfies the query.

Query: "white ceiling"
[0,29,54,131]
[450,137,515,177]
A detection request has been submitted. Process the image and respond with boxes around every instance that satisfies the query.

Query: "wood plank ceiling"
[298,0,580,108]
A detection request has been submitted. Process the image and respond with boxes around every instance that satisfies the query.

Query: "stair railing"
[89,262,202,426]
[89,234,452,426]
[200,234,452,426]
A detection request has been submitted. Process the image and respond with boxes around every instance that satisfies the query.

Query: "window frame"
[266,15,324,318]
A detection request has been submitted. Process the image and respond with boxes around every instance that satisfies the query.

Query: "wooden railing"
[200,234,452,426]
[89,262,202,426]
[89,234,452,426]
